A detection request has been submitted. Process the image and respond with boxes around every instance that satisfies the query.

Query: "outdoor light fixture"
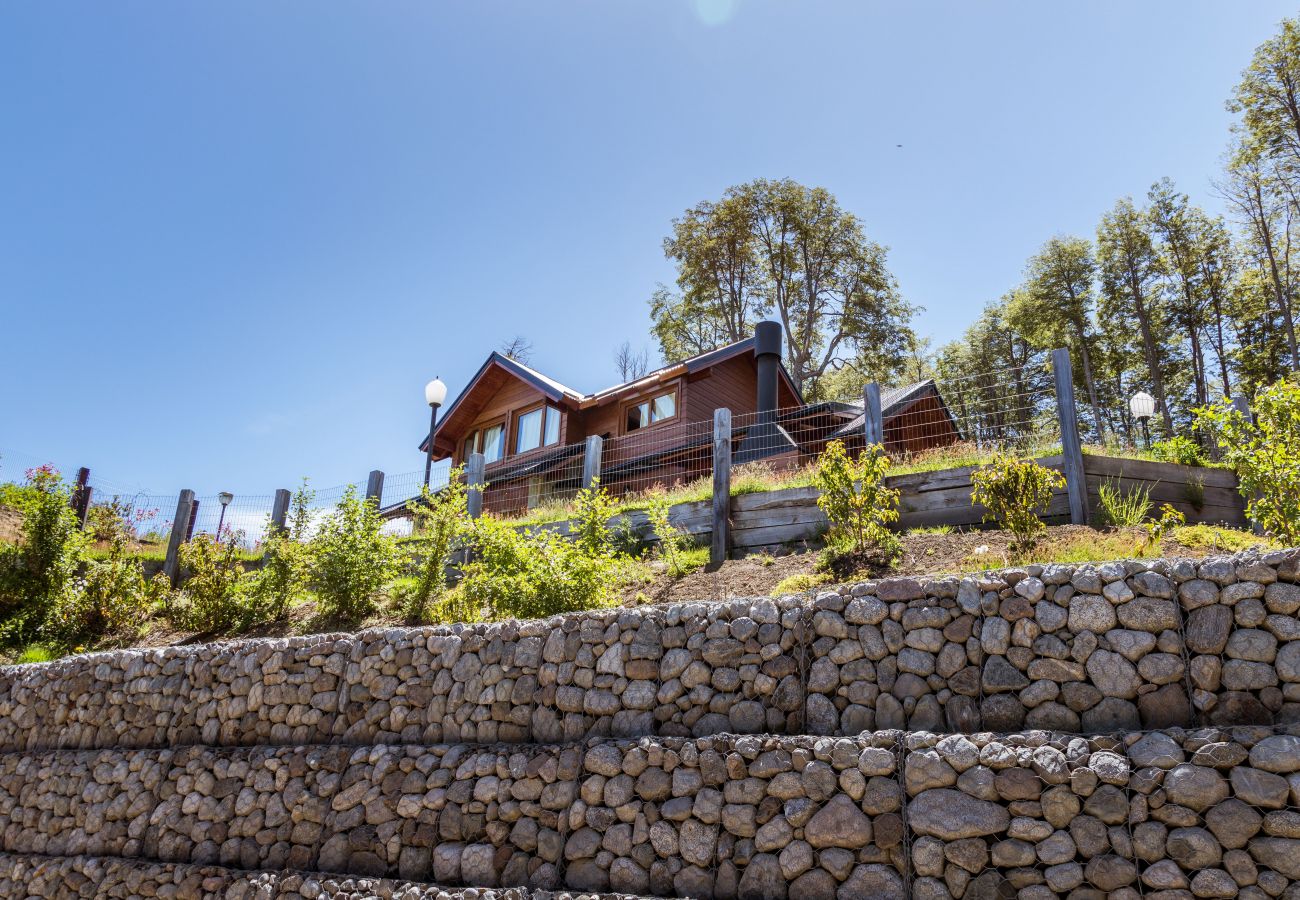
[1129,391,1156,448]
[424,377,448,487]
[216,491,234,540]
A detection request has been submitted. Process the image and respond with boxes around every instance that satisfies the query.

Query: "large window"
[625,390,676,433]
[515,405,562,454]
[463,422,506,464]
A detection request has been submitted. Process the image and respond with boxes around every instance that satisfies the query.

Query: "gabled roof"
[828,379,959,438]
[420,337,803,453]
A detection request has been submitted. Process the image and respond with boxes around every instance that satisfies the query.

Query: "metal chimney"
[735,321,799,464]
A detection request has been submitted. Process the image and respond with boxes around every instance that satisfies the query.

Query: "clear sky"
[1,1,1294,496]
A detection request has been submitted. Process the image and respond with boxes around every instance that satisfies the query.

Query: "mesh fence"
[595,416,716,505]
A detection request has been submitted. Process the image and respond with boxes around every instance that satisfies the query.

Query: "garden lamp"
[216,491,234,540]
[1129,391,1156,449]
[424,377,448,487]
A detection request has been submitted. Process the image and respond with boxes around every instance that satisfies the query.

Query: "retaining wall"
[2,549,1297,754]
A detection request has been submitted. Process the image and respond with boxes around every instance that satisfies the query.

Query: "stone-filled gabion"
[533,608,659,743]
[0,747,172,857]
[145,745,351,871]
[0,853,105,898]
[807,576,977,734]
[1123,725,1300,897]
[904,730,1141,899]
[656,599,805,738]
[96,858,279,898]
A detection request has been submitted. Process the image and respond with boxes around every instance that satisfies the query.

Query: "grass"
[15,643,57,665]
[773,572,832,594]
[908,525,954,536]
[1096,478,1152,527]
[1173,524,1274,554]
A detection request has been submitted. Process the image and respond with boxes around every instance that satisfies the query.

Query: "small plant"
[647,492,695,576]
[176,529,249,632]
[572,481,618,559]
[0,465,87,639]
[813,440,901,559]
[1141,503,1186,553]
[311,486,398,623]
[773,572,831,594]
[1196,379,1300,545]
[907,525,954,536]
[15,643,57,665]
[250,480,315,621]
[1150,435,1206,467]
[970,454,1066,550]
[1096,478,1152,528]
[401,467,474,624]
[49,534,163,644]
[1182,474,1206,512]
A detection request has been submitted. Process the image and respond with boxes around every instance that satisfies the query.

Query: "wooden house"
[411,323,961,516]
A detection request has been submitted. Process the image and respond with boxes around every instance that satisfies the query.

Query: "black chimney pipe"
[735,321,799,464]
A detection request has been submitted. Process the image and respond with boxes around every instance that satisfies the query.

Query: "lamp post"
[216,491,233,540]
[1129,391,1156,449]
[424,377,448,487]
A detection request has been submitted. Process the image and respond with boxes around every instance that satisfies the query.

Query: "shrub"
[401,467,473,624]
[0,466,86,637]
[1096,478,1152,527]
[310,486,398,623]
[458,517,622,621]
[250,480,315,621]
[1150,435,1207,467]
[1141,503,1187,553]
[813,440,900,558]
[572,481,618,558]
[49,535,163,644]
[647,492,696,576]
[1196,379,1300,545]
[176,530,249,632]
[970,454,1066,550]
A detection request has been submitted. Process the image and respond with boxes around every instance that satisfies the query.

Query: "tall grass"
[1096,479,1152,527]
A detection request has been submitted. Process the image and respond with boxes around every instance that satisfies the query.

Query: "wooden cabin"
[409,324,961,516]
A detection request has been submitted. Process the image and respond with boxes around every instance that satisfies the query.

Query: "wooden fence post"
[581,435,603,490]
[863,383,884,447]
[185,500,201,541]
[269,489,291,534]
[711,408,732,567]
[365,470,385,506]
[1052,348,1089,525]
[71,467,92,528]
[163,489,195,586]
[466,452,485,519]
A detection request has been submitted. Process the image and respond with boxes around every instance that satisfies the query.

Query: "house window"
[625,390,676,432]
[515,405,562,454]
[464,423,506,464]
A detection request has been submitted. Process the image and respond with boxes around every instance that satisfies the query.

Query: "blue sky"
[0,1,1293,496]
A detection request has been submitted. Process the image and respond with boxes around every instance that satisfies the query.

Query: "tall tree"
[1147,179,1212,410]
[1230,16,1300,175]
[1196,213,1239,398]
[1097,197,1176,435]
[1008,236,1105,440]
[650,178,915,395]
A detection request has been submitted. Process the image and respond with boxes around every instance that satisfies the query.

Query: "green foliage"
[1096,478,1152,528]
[0,466,86,639]
[310,486,398,623]
[1173,524,1270,554]
[402,468,473,624]
[49,535,163,644]
[176,530,249,632]
[971,454,1066,550]
[15,644,57,665]
[647,492,696,576]
[1141,504,1187,553]
[85,497,133,544]
[572,481,617,558]
[1196,380,1300,545]
[813,440,900,557]
[773,572,831,595]
[458,516,623,621]
[1150,435,1206,467]
[249,480,315,621]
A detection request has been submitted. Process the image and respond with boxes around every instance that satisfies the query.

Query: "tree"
[1097,197,1176,435]
[1008,236,1106,440]
[650,179,916,395]
[499,336,533,364]
[1147,179,1212,410]
[1229,16,1300,176]
[613,341,650,382]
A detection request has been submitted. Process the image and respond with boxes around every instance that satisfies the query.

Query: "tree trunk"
[1129,275,1175,435]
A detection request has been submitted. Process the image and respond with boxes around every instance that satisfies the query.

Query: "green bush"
[647,492,696,576]
[971,454,1066,550]
[310,486,397,623]
[401,468,473,624]
[813,440,900,558]
[1097,478,1152,528]
[572,481,618,558]
[0,466,86,640]
[1196,379,1300,545]
[458,516,623,621]
[1150,435,1206,467]
[250,480,315,621]
[1141,503,1187,553]
[176,530,249,632]
[49,535,164,644]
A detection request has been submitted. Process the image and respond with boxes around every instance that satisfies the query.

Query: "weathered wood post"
[365,470,385,506]
[1052,348,1089,525]
[185,500,201,541]
[71,467,92,528]
[581,435,603,490]
[466,452,485,519]
[711,408,732,567]
[863,383,884,447]
[269,489,291,534]
[163,489,195,586]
